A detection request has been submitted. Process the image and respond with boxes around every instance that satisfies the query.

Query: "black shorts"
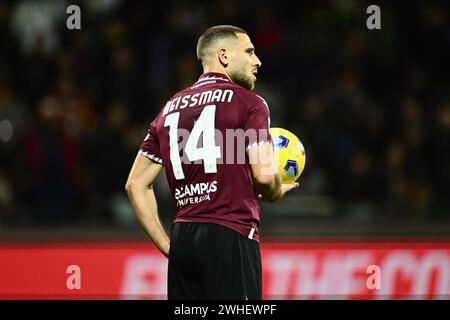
[168,222,262,300]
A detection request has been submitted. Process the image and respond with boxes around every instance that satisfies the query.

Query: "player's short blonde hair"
[196,25,247,62]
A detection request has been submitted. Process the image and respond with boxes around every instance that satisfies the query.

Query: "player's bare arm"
[125,155,170,258]
[248,144,298,202]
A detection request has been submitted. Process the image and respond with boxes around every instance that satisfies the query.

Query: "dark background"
[0,0,449,239]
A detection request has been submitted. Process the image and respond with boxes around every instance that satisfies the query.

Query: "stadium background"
[0,0,449,299]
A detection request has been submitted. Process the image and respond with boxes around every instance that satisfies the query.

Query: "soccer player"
[125,25,299,300]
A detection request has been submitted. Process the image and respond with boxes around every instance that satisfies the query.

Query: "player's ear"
[218,48,228,67]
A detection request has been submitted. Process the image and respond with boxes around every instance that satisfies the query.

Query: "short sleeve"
[243,96,272,150]
[139,115,163,165]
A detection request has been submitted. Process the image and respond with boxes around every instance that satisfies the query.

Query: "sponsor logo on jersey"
[175,181,218,206]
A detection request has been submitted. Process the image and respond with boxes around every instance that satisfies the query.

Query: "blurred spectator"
[10,0,67,57]
[427,101,450,216]
[0,169,15,225]
[23,97,81,223]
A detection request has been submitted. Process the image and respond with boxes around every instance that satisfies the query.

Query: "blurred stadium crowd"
[0,0,449,230]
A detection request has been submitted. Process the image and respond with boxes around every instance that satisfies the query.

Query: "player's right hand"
[163,243,170,259]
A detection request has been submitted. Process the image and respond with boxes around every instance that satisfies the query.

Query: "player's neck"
[202,66,230,79]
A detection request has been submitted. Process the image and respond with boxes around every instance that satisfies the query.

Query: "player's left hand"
[280,182,300,195]
[258,182,299,201]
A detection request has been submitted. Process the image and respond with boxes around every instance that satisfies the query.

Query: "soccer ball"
[269,127,306,183]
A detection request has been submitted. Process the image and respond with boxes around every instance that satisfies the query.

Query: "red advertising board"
[0,242,449,299]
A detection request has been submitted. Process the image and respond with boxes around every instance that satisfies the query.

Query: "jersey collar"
[197,72,231,83]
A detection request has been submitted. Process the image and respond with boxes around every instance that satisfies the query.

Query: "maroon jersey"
[139,72,271,242]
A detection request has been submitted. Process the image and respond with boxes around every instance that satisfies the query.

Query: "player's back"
[140,72,272,242]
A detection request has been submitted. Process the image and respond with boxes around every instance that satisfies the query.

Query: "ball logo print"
[274,135,289,149]
[298,139,305,155]
[284,160,299,179]
[269,127,306,183]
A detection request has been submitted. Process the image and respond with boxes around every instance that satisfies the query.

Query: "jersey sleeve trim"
[138,150,163,165]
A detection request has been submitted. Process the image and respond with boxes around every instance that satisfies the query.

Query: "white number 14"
[164,105,221,180]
